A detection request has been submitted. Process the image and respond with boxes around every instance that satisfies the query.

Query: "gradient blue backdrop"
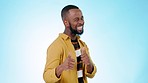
[0,0,148,83]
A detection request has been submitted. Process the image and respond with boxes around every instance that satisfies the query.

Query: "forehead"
[67,9,83,18]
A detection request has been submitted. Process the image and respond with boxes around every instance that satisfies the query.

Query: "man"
[43,5,97,83]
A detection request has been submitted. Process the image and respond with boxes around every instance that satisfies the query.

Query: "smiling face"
[65,9,84,35]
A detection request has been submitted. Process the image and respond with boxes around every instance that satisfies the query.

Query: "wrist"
[55,64,64,78]
[87,63,94,73]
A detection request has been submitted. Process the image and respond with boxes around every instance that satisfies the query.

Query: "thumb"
[68,52,72,58]
[81,47,86,55]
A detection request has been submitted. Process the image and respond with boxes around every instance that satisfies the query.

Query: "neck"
[64,29,77,40]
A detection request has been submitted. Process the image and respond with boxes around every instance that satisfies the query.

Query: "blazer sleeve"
[43,41,63,83]
[85,63,97,78]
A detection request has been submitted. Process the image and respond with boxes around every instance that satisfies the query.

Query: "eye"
[81,16,84,20]
[74,18,79,22]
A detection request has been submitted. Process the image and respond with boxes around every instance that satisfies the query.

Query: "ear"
[64,20,69,28]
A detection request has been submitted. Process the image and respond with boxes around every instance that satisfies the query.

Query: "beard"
[69,23,84,35]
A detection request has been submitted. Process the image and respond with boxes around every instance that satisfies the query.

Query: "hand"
[81,47,91,65]
[81,47,93,73]
[62,53,75,70]
[56,53,75,78]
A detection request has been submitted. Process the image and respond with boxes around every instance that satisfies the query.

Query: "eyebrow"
[73,16,83,20]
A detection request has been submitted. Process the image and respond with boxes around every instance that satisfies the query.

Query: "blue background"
[0,0,148,83]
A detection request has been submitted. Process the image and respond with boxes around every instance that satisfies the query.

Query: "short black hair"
[61,5,79,20]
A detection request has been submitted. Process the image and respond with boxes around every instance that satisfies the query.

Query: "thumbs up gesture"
[63,52,75,70]
[81,47,94,73]
[55,52,75,78]
[81,47,91,65]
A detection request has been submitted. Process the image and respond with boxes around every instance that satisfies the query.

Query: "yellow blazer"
[43,33,97,83]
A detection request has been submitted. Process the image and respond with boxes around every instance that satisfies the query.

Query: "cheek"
[75,23,79,28]
[71,24,77,29]
[74,25,78,29]
[70,22,79,29]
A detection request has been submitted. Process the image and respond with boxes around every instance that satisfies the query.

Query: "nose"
[79,19,84,25]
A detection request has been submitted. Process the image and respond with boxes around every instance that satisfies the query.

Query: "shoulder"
[47,35,63,50]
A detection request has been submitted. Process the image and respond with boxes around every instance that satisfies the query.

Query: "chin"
[77,31,84,35]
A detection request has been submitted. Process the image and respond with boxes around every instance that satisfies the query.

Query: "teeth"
[77,26,82,30]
